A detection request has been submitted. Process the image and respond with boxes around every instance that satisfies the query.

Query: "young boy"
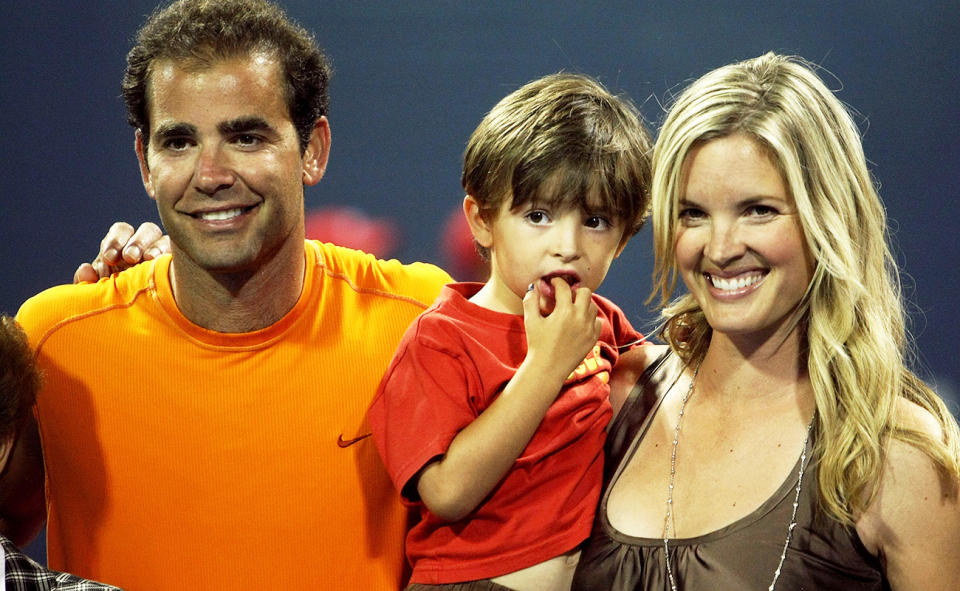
[368,73,653,590]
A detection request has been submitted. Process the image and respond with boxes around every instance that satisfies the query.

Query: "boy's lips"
[537,271,581,300]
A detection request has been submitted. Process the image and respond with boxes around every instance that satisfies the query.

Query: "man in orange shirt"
[9,1,450,589]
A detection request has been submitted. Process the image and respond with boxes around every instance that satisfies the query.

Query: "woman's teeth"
[708,272,764,291]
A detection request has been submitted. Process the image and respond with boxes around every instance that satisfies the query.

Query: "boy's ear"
[463,195,494,249]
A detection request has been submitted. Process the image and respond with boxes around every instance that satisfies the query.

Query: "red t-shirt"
[368,282,643,583]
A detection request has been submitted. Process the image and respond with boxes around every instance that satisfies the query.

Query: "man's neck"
[169,241,306,334]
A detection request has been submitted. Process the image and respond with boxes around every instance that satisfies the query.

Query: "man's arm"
[415,278,602,521]
[74,222,170,283]
[0,416,46,546]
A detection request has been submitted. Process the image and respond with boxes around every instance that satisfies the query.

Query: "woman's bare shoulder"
[895,395,946,437]
[609,344,669,417]
[855,398,960,590]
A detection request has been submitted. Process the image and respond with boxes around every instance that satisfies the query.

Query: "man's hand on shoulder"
[74,222,170,283]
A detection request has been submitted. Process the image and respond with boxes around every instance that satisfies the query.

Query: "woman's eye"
[747,204,777,217]
[678,207,705,222]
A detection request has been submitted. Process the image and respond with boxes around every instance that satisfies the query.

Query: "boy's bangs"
[510,160,624,219]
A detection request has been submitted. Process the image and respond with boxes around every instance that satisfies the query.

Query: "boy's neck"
[468,281,523,315]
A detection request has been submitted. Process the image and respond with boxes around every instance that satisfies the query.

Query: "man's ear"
[463,195,493,249]
[135,129,157,201]
[302,117,331,186]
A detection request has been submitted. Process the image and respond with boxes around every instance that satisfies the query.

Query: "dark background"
[2,0,957,560]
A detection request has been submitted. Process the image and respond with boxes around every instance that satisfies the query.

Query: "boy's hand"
[73,222,170,283]
[414,277,604,521]
[522,277,602,382]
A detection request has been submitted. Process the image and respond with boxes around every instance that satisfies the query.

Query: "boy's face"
[467,194,627,315]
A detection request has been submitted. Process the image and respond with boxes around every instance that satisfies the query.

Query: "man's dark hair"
[123,0,331,154]
[0,317,40,441]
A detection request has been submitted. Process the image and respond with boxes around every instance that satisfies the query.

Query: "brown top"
[572,351,888,591]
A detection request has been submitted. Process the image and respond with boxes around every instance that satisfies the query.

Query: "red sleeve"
[368,318,481,502]
[594,294,646,356]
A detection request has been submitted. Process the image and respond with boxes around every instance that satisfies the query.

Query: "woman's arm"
[856,399,960,590]
[608,344,667,418]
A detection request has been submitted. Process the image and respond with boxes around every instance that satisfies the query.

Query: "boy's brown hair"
[462,73,653,259]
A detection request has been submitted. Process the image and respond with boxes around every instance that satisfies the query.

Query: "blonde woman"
[572,53,960,590]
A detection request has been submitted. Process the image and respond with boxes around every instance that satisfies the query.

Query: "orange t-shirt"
[17,241,451,590]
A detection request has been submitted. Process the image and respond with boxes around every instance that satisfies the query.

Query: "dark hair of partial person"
[0,316,40,441]
[462,72,653,260]
[123,0,331,155]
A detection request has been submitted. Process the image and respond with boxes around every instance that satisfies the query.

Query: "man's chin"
[172,249,260,277]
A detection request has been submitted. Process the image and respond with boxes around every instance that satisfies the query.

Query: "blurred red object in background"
[304,206,399,258]
[304,205,487,282]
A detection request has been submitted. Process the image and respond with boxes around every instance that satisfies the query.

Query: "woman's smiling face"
[675,133,814,344]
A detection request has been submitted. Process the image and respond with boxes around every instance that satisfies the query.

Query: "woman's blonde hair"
[650,52,960,524]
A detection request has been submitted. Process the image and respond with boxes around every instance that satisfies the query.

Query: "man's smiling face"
[136,52,320,278]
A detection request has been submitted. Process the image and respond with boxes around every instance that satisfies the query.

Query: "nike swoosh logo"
[337,433,372,448]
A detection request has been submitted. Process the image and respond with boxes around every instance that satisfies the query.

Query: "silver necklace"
[662,366,814,591]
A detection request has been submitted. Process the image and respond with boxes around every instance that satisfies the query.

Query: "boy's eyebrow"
[218,116,274,136]
[582,199,616,214]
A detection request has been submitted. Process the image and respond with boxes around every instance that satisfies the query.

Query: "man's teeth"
[709,273,763,291]
[198,208,244,221]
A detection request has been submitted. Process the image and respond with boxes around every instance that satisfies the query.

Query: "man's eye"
[235,134,261,147]
[163,138,192,151]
